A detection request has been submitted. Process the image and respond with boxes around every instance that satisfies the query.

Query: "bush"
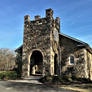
[0,71,17,80]
[52,76,63,83]
[0,72,5,79]
[39,75,92,84]
[39,75,64,84]
[39,75,73,84]
[61,75,73,82]
[39,75,53,83]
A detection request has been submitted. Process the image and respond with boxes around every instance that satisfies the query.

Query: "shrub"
[61,75,73,82]
[39,75,64,84]
[0,71,17,80]
[39,75,73,84]
[51,76,64,84]
[39,75,92,84]
[0,72,5,79]
[39,75,53,83]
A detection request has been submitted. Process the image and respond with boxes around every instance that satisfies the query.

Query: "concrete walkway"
[0,80,77,92]
[0,76,78,92]
[5,76,92,92]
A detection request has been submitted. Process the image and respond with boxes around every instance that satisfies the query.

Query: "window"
[69,55,74,64]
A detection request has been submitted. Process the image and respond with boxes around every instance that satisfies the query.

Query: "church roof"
[59,33,88,45]
[59,33,92,53]
[15,33,92,54]
[15,45,23,52]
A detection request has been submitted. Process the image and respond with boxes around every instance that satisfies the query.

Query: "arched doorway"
[54,54,57,75]
[30,50,43,75]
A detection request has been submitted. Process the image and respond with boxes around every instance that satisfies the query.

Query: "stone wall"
[59,35,89,78]
[85,50,92,80]
[23,17,51,77]
[22,9,61,77]
[16,8,92,79]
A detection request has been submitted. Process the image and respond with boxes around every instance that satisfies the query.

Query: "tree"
[0,48,16,71]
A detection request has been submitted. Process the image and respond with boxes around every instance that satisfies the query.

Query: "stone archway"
[30,50,43,75]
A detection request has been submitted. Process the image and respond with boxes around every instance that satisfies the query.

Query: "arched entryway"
[30,50,43,75]
[54,54,57,75]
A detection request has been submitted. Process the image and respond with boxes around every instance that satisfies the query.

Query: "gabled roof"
[59,33,88,46]
[15,33,92,54]
[15,45,23,52]
[59,33,92,54]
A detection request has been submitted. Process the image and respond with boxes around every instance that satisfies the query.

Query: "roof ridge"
[59,33,88,45]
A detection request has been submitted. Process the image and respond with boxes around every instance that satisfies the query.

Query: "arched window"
[69,55,74,64]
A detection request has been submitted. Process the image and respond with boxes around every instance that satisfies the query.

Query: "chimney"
[46,8,53,18]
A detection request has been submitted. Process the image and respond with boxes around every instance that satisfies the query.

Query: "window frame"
[69,55,75,65]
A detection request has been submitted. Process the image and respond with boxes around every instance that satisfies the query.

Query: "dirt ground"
[0,75,92,92]
[51,82,92,92]
[8,79,92,92]
[0,80,77,92]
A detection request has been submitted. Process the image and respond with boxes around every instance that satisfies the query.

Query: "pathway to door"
[0,75,91,92]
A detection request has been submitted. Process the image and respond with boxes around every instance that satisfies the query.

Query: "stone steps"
[23,75,43,80]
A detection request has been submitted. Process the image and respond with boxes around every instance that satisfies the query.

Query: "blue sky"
[0,0,92,50]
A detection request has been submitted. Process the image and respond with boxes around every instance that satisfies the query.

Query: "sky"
[0,0,92,50]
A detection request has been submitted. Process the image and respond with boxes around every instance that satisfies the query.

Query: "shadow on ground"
[59,80,92,90]
[2,81,78,92]
[71,83,92,89]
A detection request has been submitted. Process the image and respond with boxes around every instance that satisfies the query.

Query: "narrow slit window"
[69,56,74,64]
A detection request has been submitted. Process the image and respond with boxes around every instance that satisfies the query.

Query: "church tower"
[22,9,61,77]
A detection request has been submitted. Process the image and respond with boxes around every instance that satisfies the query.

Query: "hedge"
[0,71,17,80]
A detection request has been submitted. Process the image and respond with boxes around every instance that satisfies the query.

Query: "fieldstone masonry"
[16,8,92,80]
[22,9,61,77]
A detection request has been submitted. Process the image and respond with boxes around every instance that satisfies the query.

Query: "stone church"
[15,9,92,80]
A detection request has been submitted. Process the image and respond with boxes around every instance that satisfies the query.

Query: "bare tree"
[0,48,16,71]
